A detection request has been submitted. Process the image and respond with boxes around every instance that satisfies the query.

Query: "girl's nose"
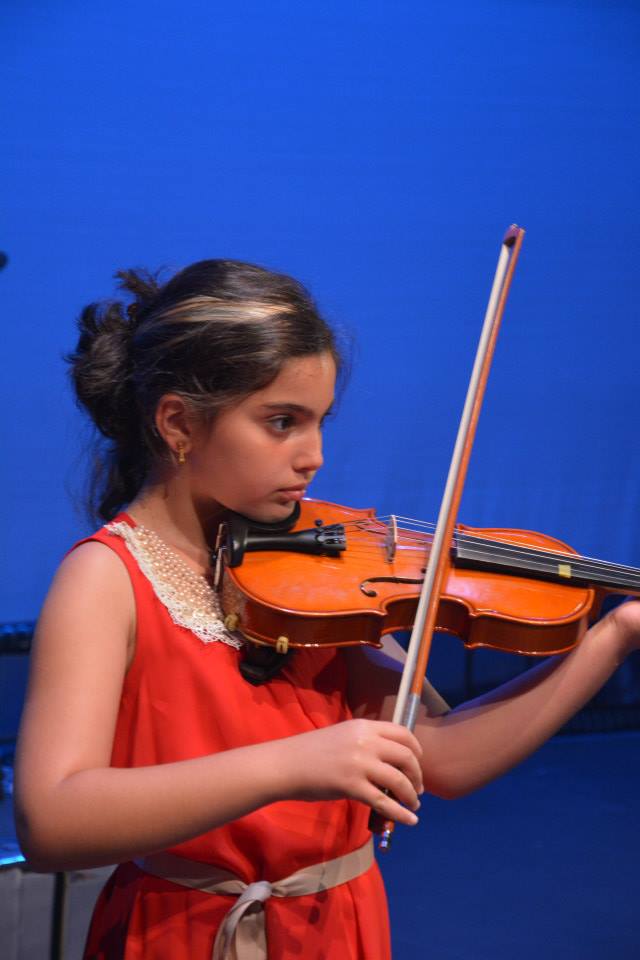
[294,430,324,475]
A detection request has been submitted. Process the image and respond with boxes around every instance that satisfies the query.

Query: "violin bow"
[376,224,526,850]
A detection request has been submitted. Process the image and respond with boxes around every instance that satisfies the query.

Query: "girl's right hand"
[278,719,424,826]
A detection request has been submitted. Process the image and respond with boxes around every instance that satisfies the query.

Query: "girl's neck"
[126,482,224,576]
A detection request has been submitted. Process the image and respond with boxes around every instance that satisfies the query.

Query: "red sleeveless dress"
[80,515,391,959]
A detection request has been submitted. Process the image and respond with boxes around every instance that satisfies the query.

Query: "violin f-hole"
[360,572,426,598]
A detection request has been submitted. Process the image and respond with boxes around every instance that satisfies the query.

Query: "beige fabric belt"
[134,837,374,960]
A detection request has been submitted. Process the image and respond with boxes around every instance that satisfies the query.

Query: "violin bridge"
[558,563,572,579]
[385,515,398,563]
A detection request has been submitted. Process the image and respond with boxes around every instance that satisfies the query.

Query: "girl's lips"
[276,488,306,501]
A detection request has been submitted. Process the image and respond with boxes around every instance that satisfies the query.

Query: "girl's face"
[189,351,336,523]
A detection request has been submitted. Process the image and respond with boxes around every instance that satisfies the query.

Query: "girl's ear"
[154,394,194,457]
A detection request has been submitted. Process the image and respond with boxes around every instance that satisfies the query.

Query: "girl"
[14,259,640,960]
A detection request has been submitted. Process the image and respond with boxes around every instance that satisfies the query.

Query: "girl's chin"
[253,504,298,523]
[223,500,298,524]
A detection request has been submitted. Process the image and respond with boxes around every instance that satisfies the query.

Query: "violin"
[216,496,640,658]
[217,225,640,663]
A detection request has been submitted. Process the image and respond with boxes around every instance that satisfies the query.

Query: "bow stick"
[375,224,526,850]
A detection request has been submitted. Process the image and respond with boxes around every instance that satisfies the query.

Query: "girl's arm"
[15,543,424,871]
[346,604,640,800]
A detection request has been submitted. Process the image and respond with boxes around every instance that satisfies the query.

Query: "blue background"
[2,1,639,956]
[3,1,639,617]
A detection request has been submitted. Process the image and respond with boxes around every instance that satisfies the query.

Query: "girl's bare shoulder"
[50,538,133,604]
[57,536,130,581]
[36,539,136,656]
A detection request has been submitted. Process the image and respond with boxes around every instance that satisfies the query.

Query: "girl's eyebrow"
[260,402,335,418]
[261,402,308,412]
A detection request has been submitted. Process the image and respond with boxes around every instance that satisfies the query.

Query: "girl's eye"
[268,415,295,432]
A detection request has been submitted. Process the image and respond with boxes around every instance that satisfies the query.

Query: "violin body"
[219,499,598,657]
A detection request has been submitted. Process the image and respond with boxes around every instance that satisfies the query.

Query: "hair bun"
[68,265,164,440]
[67,299,136,442]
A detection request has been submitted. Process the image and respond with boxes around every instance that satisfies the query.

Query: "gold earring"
[177,442,186,465]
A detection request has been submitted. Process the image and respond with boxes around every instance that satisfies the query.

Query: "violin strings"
[338,516,582,561]
[382,515,640,576]
[322,515,640,588]
[319,513,636,574]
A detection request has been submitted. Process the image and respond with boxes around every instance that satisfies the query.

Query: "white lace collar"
[105,519,243,649]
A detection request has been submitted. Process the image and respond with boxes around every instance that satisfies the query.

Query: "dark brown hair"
[68,259,341,523]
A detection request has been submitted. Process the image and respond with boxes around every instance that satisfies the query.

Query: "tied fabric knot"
[213,880,273,960]
[134,838,374,960]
